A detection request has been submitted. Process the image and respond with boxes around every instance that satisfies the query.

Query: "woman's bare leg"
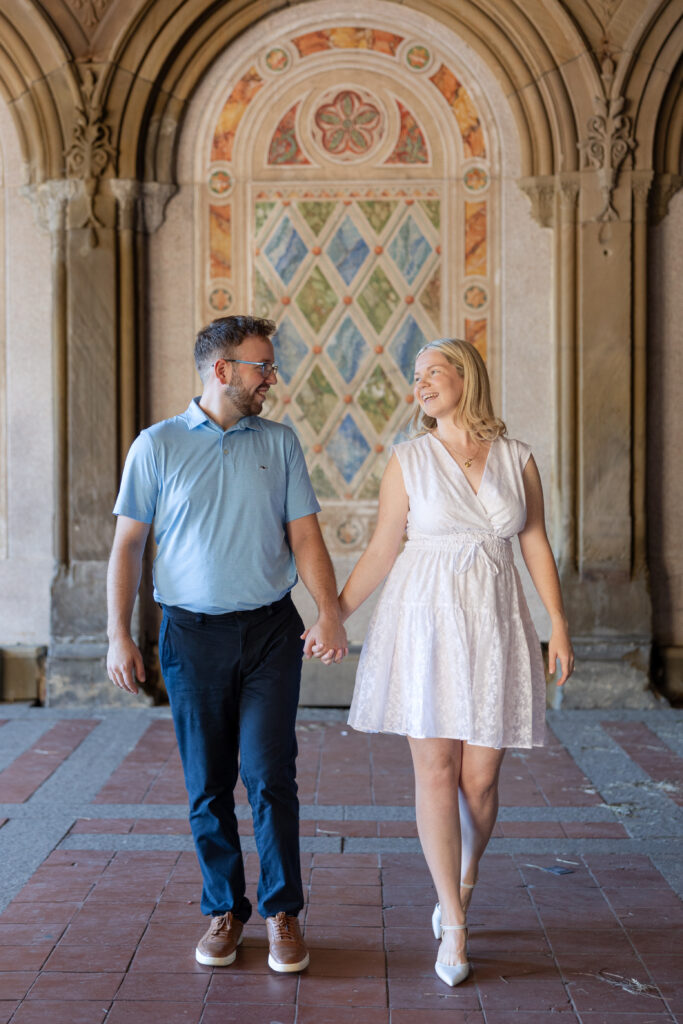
[458,743,506,910]
[408,737,467,965]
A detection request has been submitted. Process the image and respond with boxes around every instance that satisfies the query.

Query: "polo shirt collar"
[185,398,263,433]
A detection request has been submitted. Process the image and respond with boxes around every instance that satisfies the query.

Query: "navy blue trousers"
[159,594,304,921]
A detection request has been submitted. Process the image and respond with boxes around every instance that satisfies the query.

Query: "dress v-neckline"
[430,433,495,499]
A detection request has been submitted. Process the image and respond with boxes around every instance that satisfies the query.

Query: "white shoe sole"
[268,951,310,973]
[195,933,243,966]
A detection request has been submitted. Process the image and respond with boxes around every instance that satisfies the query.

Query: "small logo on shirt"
[259,465,268,470]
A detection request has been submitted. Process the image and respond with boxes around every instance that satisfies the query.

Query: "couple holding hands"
[107,314,573,984]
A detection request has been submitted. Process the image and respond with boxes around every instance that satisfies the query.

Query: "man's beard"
[223,367,266,417]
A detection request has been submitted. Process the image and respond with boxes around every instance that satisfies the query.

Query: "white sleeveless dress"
[348,433,546,748]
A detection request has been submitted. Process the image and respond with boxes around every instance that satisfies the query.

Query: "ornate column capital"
[650,173,683,226]
[20,180,78,233]
[106,180,177,234]
[518,175,556,228]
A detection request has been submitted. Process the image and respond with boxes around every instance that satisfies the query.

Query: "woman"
[336,338,574,986]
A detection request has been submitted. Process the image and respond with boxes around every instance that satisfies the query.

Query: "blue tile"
[272,317,309,384]
[265,217,308,285]
[388,216,432,284]
[389,316,428,382]
[326,414,371,484]
[326,217,370,286]
[327,317,369,384]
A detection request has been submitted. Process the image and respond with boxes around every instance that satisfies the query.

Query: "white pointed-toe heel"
[431,902,442,939]
[435,923,470,987]
[432,880,476,939]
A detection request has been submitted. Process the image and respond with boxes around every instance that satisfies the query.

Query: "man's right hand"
[106,634,146,695]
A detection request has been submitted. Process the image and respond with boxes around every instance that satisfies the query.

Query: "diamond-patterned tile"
[357,200,397,235]
[389,316,428,382]
[297,201,337,236]
[295,366,338,434]
[310,464,339,499]
[419,267,441,330]
[272,318,309,384]
[358,365,400,433]
[296,267,338,332]
[388,216,432,284]
[327,318,369,384]
[326,415,371,484]
[265,217,307,285]
[253,269,277,319]
[358,268,400,334]
[419,199,440,229]
[326,217,370,286]
[255,201,276,236]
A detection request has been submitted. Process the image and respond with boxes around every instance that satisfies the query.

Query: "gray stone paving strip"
[647,715,683,758]
[27,712,154,806]
[58,834,342,853]
[0,812,80,913]
[0,802,619,822]
[0,718,60,773]
[56,831,680,860]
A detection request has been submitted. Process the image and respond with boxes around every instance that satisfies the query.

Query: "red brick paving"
[601,721,683,805]
[0,716,681,1023]
[0,721,97,802]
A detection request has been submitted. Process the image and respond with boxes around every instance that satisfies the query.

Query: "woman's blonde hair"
[411,338,507,442]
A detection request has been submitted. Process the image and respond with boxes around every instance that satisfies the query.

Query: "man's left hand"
[301,613,348,664]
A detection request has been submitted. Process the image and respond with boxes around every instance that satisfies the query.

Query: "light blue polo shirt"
[113,399,320,613]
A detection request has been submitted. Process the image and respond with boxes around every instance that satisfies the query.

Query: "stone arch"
[109,0,597,187]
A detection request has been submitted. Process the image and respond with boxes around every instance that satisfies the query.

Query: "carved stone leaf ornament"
[580,58,635,223]
[65,0,113,32]
[64,68,116,247]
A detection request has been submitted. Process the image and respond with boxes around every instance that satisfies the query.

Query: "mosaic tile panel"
[465,201,487,276]
[357,200,397,234]
[272,318,309,383]
[388,216,432,284]
[326,414,371,483]
[358,267,400,333]
[389,315,428,382]
[298,201,337,236]
[211,68,264,162]
[265,217,307,285]
[209,204,231,278]
[358,364,400,433]
[429,64,486,159]
[292,27,404,58]
[419,267,441,330]
[327,217,370,285]
[296,267,339,332]
[207,23,493,501]
[327,317,369,383]
[385,102,429,164]
[268,103,310,165]
[296,365,338,433]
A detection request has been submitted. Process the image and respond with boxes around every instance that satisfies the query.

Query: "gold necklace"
[436,433,480,469]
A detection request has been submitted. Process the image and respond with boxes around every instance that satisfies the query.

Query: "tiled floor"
[0,704,681,1023]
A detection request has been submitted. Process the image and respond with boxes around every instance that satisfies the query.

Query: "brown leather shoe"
[195,912,244,966]
[266,912,309,972]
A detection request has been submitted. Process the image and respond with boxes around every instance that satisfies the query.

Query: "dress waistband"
[404,531,512,574]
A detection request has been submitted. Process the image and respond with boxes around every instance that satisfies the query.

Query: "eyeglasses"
[221,359,279,378]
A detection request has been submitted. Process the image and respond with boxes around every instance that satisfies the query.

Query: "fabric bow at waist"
[404,531,513,575]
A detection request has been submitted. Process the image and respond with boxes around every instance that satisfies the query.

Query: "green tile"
[419,267,441,330]
[358,472,381,499]
[357,200,397,235]
[253,268,277,318]
[310,464,339,499]
[357,267,400,334]
[419,199,441,230]
[255,201,276,235]
[295,365,338,434]
[296,267,338,333]
[358,364,400,433]
[297,201,337,236]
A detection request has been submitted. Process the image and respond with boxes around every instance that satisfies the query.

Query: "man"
[106,315,347,973]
